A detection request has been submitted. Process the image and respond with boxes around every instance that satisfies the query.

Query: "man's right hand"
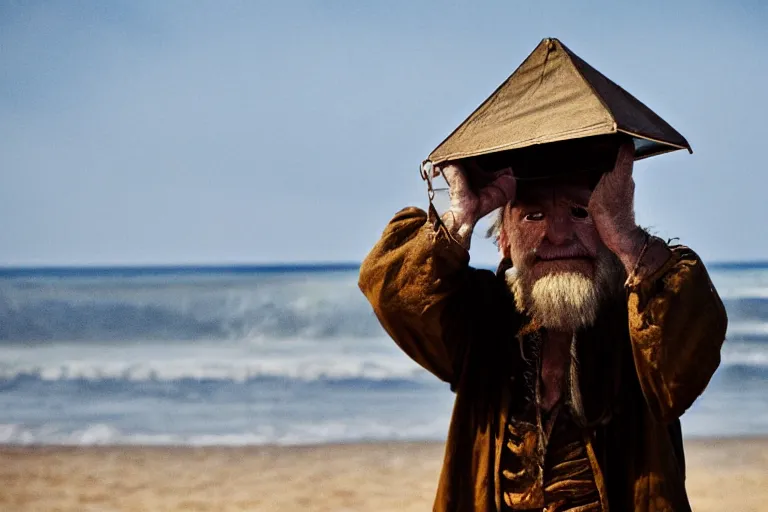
[437,162,516,248]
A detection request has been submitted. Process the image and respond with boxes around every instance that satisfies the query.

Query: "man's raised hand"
[437,162,516,249]
[588,141,647,273]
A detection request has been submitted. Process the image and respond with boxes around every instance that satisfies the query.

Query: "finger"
[440,163,472,195]
[489,173,517,201]
[608,143,636,194]
[613,141,634,177]
[478,186,508,217]
[478,176,516,217]
[487,167,515,186]
[589,169,608,198]
[590,169,628,206]
[491,165,515,178]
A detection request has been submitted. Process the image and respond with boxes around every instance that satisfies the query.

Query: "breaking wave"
[2,265,767,446]
[0,354,428,383]
[0,339,763,388]
[2,268,768,343]
[0,268,382,342]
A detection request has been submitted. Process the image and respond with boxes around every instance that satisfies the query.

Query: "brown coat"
[358,207,727,512]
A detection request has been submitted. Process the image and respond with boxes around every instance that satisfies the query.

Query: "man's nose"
[544,214,574,246]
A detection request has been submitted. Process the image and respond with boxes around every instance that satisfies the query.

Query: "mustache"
[534,242,592,261]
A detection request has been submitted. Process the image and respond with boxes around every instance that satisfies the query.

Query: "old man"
[358,138,727,511]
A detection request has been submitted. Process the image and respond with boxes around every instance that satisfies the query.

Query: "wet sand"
[0,438,766,511]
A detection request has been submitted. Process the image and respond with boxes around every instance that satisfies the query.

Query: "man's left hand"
[588,141,648,275]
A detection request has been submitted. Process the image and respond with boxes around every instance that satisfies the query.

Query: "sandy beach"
[0,438,766,511]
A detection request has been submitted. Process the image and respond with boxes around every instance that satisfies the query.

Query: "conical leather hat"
[427,38,691,168]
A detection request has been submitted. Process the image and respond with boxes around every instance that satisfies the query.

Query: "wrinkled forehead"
[514,180,592,207]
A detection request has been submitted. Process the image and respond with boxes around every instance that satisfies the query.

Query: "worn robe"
[358,207,727,512]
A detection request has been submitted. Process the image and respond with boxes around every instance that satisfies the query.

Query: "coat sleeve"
[358,206,506,387]
[626,244,728,423]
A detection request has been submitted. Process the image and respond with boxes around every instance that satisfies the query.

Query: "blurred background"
[1,1,767,510]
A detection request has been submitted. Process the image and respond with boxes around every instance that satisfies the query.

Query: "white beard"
[505,252,622,332]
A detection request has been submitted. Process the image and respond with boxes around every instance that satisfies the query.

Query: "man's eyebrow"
[515,188,551,204]
[513,198,545,210]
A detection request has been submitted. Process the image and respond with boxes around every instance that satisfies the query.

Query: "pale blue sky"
[1,0,766,266]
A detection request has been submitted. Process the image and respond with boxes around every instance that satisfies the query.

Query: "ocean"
[0,263,766,446]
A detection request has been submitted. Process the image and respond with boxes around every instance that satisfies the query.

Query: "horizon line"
[0,262,363,277]
[0,259,766,276]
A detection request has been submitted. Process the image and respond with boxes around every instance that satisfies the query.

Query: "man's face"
[500,181,618,332]
[503,183,604,278]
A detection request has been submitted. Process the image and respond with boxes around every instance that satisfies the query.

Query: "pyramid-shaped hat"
[427,38,691,169]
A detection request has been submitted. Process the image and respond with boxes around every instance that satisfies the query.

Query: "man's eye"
[571,206,589,219]
[524,212,545,221]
